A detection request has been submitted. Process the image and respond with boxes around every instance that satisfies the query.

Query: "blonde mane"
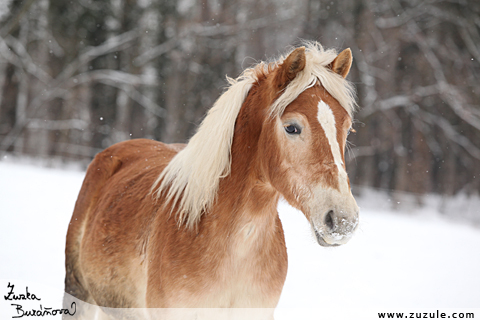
[152,41,357,228]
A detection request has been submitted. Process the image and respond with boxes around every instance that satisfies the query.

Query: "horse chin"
[313,229,341,247]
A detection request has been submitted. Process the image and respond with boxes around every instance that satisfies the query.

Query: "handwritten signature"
[4,282,76,318]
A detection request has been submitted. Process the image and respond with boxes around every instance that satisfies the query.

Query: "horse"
[63,41,359,318]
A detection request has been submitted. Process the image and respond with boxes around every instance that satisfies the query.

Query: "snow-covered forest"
[1,0,479,198]
[1,2,480,318]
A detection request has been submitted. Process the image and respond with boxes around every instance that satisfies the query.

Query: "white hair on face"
[317,100,344,169]
[152,41,357,228]
[316,100,350,194]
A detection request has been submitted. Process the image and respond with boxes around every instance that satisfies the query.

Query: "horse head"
[256,45,359,246]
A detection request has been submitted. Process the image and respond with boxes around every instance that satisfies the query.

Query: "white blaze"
[316,100,349,193]
[307,100,359,246]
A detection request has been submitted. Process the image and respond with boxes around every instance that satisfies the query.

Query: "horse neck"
[214,87,280,232]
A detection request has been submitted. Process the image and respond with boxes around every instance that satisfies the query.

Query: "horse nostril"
[324,210,334,231]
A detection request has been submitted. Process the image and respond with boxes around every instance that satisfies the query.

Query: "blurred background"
[2,2,480,312]
[0,0,479,212]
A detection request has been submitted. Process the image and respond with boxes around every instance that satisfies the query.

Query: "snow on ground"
[278,200,480,308]
[1,161,480,317]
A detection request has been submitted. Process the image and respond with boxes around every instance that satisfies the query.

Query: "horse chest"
[208,222,287,307]
[148,216,287,307]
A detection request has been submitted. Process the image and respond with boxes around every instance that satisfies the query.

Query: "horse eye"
[285,125,301,134]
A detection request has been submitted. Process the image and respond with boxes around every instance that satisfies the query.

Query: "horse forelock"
[152,41,357,228]
[269,41,357,118]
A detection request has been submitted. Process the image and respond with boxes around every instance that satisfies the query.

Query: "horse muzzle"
[311,208,359,247]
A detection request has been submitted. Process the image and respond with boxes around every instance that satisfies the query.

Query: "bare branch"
[346,146,376,163]
[0,65,164,155]
[53,30,139,87]
[406,20,480,131]
[375,7,426,29]
[71,69,156,87]
[27,119,89,131]
[459,26,480,64]
[134,12,298,66]
[0,35,52,84]
[95,79,166,118]
[0,0,37,37]
[3,34,52,83]
[133,38,177,67]
[413,108,480,160]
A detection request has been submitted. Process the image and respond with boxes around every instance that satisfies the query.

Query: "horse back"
[64,139,183,309]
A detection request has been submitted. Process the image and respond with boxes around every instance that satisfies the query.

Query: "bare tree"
[0,0,478,198]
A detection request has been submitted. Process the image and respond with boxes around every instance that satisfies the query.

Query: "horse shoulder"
[66,139,180,308]
[71,139,175,227]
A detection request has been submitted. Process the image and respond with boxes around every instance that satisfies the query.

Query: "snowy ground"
[1,161,480,319]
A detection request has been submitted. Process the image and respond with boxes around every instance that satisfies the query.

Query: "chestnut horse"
[64,42,359,318]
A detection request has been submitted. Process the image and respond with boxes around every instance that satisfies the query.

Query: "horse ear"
[330,48,352,78]
[275,47,306,89]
